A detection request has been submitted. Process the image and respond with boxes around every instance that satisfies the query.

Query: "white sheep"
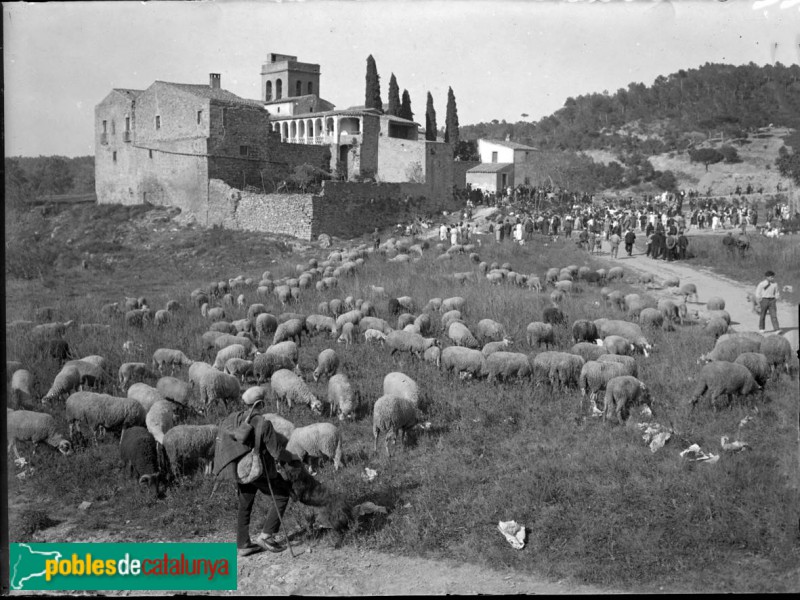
[373,394,419,457]
[364,329,388,344]
[760,335,793,379]
[447,322,480,349]
[127,383,167,412]
[156,376,194,406]
[271,369,324,414]
[41,365,82,405]
[570,342,609,363]
[481,339,513,357]
[706,297,726,311]
[306,314,339,337]
[198,370,241,412]
[688,362,761,411]
[531,351,585,389]
[327,373,356,421]
[383,372,419,405]
[7,409,73,459]
[146,399,176,445]
[526,322,555,348]
[242,385,268,406]
[313,348,339,382]
[476,319,507,344]
[262,412,296,444]
[440,296,466,313]
[272,318,306,347]
[152,348,195,375]
[118,362,155,390]
[602,335,635,356]
[440,346,486,379]
[603,376,653,425]
[286,422,344,471]
[597,354,639,377]
[213,333,256,355]
[386,330,438,359]
[162,424,218,477]
[253,342,301,383]
[336,322,356,346]
[224,358,254,382]
[359,316,394,335]
[213,344,248,370]
[579,360,629,412]
[698,337,761,364]
[594,319,653,356]
[10,369,34,409]
[64,359,107,389]
[255,313,279,341]
[66,391,147,444]
[423,345,442,368]
[441,310,464,331]
[733,352,771,387]
[483,351,532,383]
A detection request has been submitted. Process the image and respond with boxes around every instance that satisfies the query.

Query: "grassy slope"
[6,204,799,593]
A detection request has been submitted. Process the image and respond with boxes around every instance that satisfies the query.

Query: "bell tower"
[261,53,321,102]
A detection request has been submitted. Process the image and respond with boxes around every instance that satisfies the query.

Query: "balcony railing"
[100,133,108,145]
[123,131,131,142]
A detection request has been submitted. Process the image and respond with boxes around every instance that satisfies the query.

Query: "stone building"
[465,138,540,193]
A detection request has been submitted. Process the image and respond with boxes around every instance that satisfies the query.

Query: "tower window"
[102,120,107,133]
[125,116,130,131]
[155,115,161,130]
[149,150,153,159]
[276,79,282,100]
[112,151,117,163]
[197,110,203,124]
[266,81,272,101]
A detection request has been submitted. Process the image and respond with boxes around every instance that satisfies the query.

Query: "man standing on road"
[677,230,689,260]
[624,227,636,256]
[755,270,780,333]
[609,230,621,259]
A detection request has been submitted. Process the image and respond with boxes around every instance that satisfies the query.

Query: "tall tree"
[387,73,401,116]
[399,89,414,121]
[425,92,437,141]
[365,55,383,113]
[444,86,460,151]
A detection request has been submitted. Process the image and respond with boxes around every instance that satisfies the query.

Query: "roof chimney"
[209,73,221,89]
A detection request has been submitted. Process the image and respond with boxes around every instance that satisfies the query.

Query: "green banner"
[8,543,237,591]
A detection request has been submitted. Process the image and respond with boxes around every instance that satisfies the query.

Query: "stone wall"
[376,137,426,182]
[452,160,481,189]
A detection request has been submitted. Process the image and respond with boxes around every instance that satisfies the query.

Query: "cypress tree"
[444,86,460,151]
[365,55,383,113]
[399,89,414,121]
[425,92,437,141]
[387,73,401,116]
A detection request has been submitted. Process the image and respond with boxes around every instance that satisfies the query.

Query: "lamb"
[593,319,653,356]
[117,362,155,390]
[706,297,725,311]
[383,372,420,405]
[152,348,195,375]
[359,316,394,335]
[119,426,166,497]
[198,369,241,412]
[335,310,363,332]
[253,341,300,383]
[224,358,254,382]
[531,351,585,389]
[262,413,296,444]
[156,376,193,406]
[662,275,680,288]
[527,276,543,292]
[745,292,760,314]
[602,335,635,356]
[597,354,639,377]
[272,318,306,347]
[447,322,480,349]
[424,297,443,312]
[10,369,34,409]
[698,337,761,364]
[7,409,73,459]
[570,342,609,363]
[423,345,442,368]
[542,307,567,326]
[476,319,507,343]
[364,329,389,344]
[440,296,466,313]
[441,346,486,379]
[603,376,653,425]
[286,423,344,471]
[579,360,629,412]
[336,322,356,346]
[606,266,624,282]
[127,383,167,412]
[65,359,108,389]
[313,348,340,382]
[481,339,513,357]
[153,310,172,328]
[688,361,761,410]
[213,344,248,370]
[327,373,356,421]
[703,316,729,339]
[760,335,793,380]
[733,352,772,387]
[387,330,439,358]
[372,394,419,457]
[483,351,532,383]
[676,283,699,303]
[162,424,218,477]
[572,319,599,343]
[306,314,339,337]
[271,369,324,414]
[40,365,82,405]
[526,322,555,348]
[214,333,256,355]
[66,392,147,444]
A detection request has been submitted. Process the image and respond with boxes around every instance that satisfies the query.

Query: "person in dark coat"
[650,230,665,260]
[677,231,689,259]
[624,228,636,256]
[213,408,303,557]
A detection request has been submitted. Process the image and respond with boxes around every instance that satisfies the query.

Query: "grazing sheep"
[255,313,279,341]
[41,365,83,405]
[242,385,268,407]
[306,314,339,337]
[698,337,761,364]
[383,372,419,405]
[593,319,653,356]
[481,339,513,357]
[127,383,167,412]
[372,395,419,457]
[606,290,625,311]
[597,354,639,377]
[602,335,635,356]
[606,266,624,282]
[396,313,416,330]
[271,369,324,414]
[156,377,193,406]
[364,329,389,344]
[424,297,443,312]
[286,423,344,471]
[526,322,555,348]
[483,352,532,383]
[703,316,729,339]
[213,333,256,355]
[476,319,507,343]
[152,348,194,375]
[688,361,761,410]
[441,310,464,331]
[570,342,609,363]
[706,309,731,325]
[313,349,340,382]
[125,308,152,328]
[336,322,356,346]
[733,352,772,387]
[224,358,254,382]
[10,369,34,409]
[118,362,155,390]
[706,297,726,311]
[272,318,307,347]
[66,392,147,444]
[676,283,699,303]
[213,344,249,371]
[119,426,165,497]
[335,309,363,333]
[603,376,653,425]
[543,307,567,326]
[760,335,793,379]
[532,352,585,389]
[579,360,629,411]
[7,409,73,459]
[253,342,301,384]
[198,370,240,412]
[423,345,442,368]
[262,413,296,444]
[396,296,416,313]
[572,319,599,343]
[718,331,765,345]
[441,346,486,379]
[327,374,356,421]
[146,399,176,448]
[231,318,255,335]
[639,307,673,331]
[658,298,687,325]
[440,296,466,313]
[153,310,172,328]
[360,316,394,335]
[662,275,680,288]
[527,276,543,292]
[387,330,438,358]
[162,424,218,477]
[64,359,107,389]
[447,322,480,349]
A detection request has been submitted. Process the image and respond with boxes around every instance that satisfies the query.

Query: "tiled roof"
[156,82,264,107]
[113,88,144,99]
[467,163,514,173]
[482,139,538,151]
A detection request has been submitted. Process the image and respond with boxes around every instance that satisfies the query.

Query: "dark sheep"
[572,319,599,343]
[119,426,166,497]
[387,298,402,316]
[543,307,567,327]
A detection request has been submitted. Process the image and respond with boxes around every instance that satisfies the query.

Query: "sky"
[4,0,799,158]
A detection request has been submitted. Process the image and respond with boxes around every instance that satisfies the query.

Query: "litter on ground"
[679,444,719,464]
[362,468,378,482]
[498,520,526,550]
[720,436,751,452]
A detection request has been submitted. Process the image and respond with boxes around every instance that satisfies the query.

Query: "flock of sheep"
[7,233,796,509]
